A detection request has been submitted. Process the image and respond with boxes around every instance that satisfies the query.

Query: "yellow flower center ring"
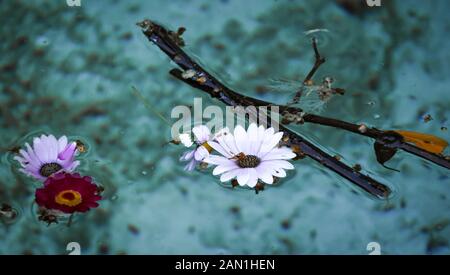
[202,142,213,153]
[55,190,82,207]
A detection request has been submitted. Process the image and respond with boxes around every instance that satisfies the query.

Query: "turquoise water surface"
[0,0,449,254]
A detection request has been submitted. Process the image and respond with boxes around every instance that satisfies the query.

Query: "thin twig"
[303,37,326,85]
[131,85,172,126]
[290,38,327,105]
[67,213,74,227]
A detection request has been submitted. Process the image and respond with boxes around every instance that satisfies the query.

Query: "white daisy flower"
[179,125,229,171]
[204,123,296,188]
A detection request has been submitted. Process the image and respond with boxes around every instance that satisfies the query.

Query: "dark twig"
[290,38,326,105]
[303,37,326,85]
[283,109,450,170]
[67,213,74,227]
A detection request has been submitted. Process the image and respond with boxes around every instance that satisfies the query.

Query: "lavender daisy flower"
[204,123,296,188]
[14,134,80,181]
[179,125,229,171]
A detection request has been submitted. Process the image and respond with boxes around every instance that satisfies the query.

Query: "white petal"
[179,133,193,147]
[261,146,296,161]
[253,125,267,154]
[255,163,274,184]
[212,161,239,175]
[203,155,232,166]
[246,168,258,187]
[192,125,211,143]
[13,155,26,166]
[247,123,258,137]
[256,128,274,154]
[57,136,68,153]
[236,168,250,186]
[273,168,286,178]
[222,134,239,156]
[266,159,295,170]
[258,125,266,136]
[259,131,284,156]
[234,124,249,153]
[247,123,259,155]
[208,141,233,158]
[215,134,238,158]
[213,127,230,140]
[220,169,239,182]
[264,127,275,139]
[17,149,30,162]
[194,146,210,161]
[13,155,25,162]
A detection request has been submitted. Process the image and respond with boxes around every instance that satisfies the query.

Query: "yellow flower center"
[202,142,213,153]
[55,190,82,207]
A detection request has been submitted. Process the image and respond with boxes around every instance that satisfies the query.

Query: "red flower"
[35,172,102,214]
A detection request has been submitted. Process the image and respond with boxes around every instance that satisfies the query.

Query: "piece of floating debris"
[37,207,60,226]
[182,69,196,79]
[76,139,87,153]
[358,124,368,133]
[394,130,448,154]
[353,164,362,172]
[303,29,332,47]
[0,203,18,224]
[423,114,433,123]
[304,28,330,36]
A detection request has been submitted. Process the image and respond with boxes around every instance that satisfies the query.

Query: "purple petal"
[184,159,198,171]
[57,136,68,152]
[25,143,41,167]
[33,136,49,163]
[46,135,59,161]
[194,146,209,161]
[180,149,195,161]
[58,142,76,160]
